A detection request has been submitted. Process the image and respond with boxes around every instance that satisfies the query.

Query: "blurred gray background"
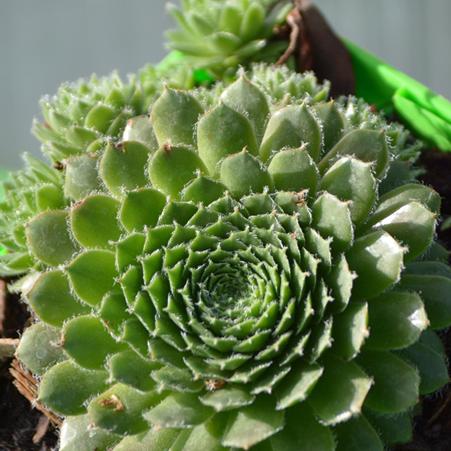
[1,0,450,169]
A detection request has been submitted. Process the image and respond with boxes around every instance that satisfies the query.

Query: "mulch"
[0,278,58,451]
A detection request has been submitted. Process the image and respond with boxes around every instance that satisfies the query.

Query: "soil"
[0,280,58,451]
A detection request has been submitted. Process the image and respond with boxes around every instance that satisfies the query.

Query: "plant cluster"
[1,1,450,451]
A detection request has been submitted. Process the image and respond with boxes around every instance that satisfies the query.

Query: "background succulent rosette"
[4,67,451,450]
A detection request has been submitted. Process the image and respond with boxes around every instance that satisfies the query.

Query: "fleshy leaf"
[149,145,206,198]
[274,362,323,410]
[220,150,272,198]
[268,147,319,194]
[366,291,428,350]
[368,201,436,261]
[16,323,65,375]
[151,87,203,147]
[89,383,162,435]
[60,415,120,451]
[39,360,108,415]
[358,351,419,414]
[221,396,285,449]
[71,194,121,248]
[308,356,372,425]
[26,270,89,326]
[365,410,413,445]
[26,210,77,266]
[62,315,124,369]
[197,103,258,175]
[333,301,369,360]
[320,156,376,224]
[99,142,150,196]
[67,250,117,306]
[145,392,214,429]
[398,274,451,330]
[312,192,353,252]
[221,75,269,143]
[200,385,255,412]
[120,188,166,232]
[347,230,404,299]
[266,404,335,451]
[400,330,450,394]
[64,155,101,200]
[319,129,389,177]
[259,105,321,162]
[335,415,383,451]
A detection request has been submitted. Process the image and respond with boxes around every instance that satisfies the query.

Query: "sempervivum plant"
[166,0,293,76]
[32,71,156,163]
[0,154,66,275]
[10,70,451,451]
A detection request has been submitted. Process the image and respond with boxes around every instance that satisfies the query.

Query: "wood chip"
[9,359,62,427]
[32,415,50,444]
[0,279,6,335]
[0,337,19,361]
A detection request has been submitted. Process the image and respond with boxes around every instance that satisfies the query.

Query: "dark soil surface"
[0,150,450,451]
[0,282,58,451]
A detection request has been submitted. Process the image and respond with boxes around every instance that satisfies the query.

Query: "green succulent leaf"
[26,270,89,326]
[265,404,335,451]
[89,383,163,435]
[71,195,121,248]
[366,291,428,350]
[100,142,151,196]
[400,329,450,394]
[149,144,206,198]
[145,392,215,429]
[26,210,77,266]
[365,410,413,446]
[309,356,372,425]
[62,315,124,369]
[64,155,101,201]
[152,87,203,147]
[347,230,404,299]
[221,396,285,449]
[16,322,65,375]
[358,351,419,414]
[335,415,383,451]
[398,274,451,330]
[39,360,108,415]
[67,250,117,306]
[60,415,120,451]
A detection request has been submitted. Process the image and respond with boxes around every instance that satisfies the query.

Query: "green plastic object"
[156,51,214,85]
[345,39,451,152]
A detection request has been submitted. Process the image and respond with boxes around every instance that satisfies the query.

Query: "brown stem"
[275,0,355,97]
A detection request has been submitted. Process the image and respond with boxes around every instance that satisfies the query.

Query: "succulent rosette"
[0,154,66,275]
[9,70,451,450]
[32,72,157,163]
[166,0,293,76]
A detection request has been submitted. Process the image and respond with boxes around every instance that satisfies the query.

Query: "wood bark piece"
[32,415,51,445]
[0,338,19,361]
[276,0,355,97]
[9,359,62,428]
[0,279,6,335]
